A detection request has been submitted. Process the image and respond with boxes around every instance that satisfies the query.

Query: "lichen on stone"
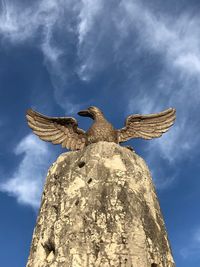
[26,142,175,267]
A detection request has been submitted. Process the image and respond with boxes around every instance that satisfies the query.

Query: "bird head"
[78,106,103,119]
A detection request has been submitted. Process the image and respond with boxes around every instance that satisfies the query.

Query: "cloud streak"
[0,134,54,208]
[1,0,200,188]
[119,1,200,170]
[0,0,79,112]
[121,0,200,77]
[180,227,200,260]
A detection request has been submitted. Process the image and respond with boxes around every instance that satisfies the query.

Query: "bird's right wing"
[26,109,86,150]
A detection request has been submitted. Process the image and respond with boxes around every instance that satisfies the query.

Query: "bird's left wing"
[26,109,86,150]
[117,108,176,143]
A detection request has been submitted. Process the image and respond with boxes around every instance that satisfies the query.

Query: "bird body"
[86,119,118,145]
[26,106,176,151]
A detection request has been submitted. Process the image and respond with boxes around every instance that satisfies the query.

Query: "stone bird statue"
[26,106,176,151]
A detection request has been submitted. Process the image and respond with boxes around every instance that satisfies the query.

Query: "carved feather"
[118,108,176,143]
[26,106,176,151]
[26,109,86,151]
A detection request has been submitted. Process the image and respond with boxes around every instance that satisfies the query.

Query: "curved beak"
[77,109,93,118]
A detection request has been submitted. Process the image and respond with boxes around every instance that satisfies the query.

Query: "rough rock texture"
[26,142,175,267]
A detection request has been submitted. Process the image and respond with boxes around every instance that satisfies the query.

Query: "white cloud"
[120,1,200,165]
[194,228,200,243]
[1,0,200,96]
[180,227,200,259]
[150,168,177,190]
[0,0,78,112]
[0,0,64,62]
[122,0,200,77]
[147,119,192,163]
[1,0,200,173]
[75,0,200,96]
[78,0,102,44]
[0,134,54,208]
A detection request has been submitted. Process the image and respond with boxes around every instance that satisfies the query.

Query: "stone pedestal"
[26,142,175,267]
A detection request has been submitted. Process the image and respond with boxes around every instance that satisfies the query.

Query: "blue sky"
[0,0,200,266]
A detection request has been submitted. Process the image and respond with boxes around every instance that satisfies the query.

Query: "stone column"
[26,142,175,267]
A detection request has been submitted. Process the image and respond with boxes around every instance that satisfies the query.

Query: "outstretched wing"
[118,108,176,143]
[26,109,86,150]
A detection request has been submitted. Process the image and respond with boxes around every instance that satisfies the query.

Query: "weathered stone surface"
[26,142,175,267]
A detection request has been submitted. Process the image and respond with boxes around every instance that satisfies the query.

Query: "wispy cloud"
[122,1,200,77]
[77,0,200,165]
[194,228,200,244]
[1,0,199,188]
[150,167,177,190]
[0,134,54,208]
[0,0,62,60]
[78,0,102,45]
[120,1,200,168]
[0,0,79,112]
[180,227,200,259]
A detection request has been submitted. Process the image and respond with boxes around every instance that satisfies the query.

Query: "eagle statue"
[26,106,176,151]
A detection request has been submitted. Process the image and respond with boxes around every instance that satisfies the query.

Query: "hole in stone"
[43,239,55,257]
[94,243,100,258]
[87,178,92,184]
[78,161,85,168]
[52,205,58,211]
[151,264,158,267]
[75,199,79,206]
